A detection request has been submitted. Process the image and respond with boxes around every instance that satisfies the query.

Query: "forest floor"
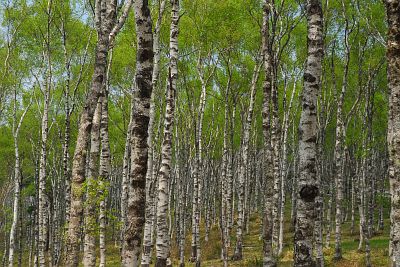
[100,211,390,267]
[1,211,390,266]
[184,214,391,267]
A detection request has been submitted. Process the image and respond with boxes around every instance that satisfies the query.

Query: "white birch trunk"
[262,2,276,265]
[38,2,53,264]
[385,0,400,265]
[334,5,351,258]
[155,0,179,265]
[294,0,323,265]
[142,1,166,265]
[8,91,31,267]
[38,62,51,267]
[121,0,153,265]
[83,100,102,267]
[278,79,296,256]
[233,58,262,261]
[98,51,113,267]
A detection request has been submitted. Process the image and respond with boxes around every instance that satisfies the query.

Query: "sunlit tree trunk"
[271,76,281,255]
[155,0,179,265]
[386,0,400,265]
[261,3,275,266]
[8,90,31,267]
[121,0,153,265]
[121,96,134,247]
[233,57,261,261]
[38,2,53,265]
[220,65,232,266]
[294,0,323,266]
[65,0,115,264]
[98,52,113,267]
[334,3,351,258]
[278,79,296,256]
[142,1,166,265]
[83,100,102,267]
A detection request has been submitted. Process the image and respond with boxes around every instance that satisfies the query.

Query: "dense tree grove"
[0,0,398,266]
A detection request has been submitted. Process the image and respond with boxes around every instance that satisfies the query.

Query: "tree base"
[231,252,242,261]
[155,258,167,267]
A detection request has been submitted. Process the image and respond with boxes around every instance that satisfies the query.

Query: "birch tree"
[155,0,179,265]
[98,59,112,267]
[37,1,53,265]
[142,1,166,265]
[8,90,31,267]
[65,0,133,264]
[190,52,215,266]
[386,1,400,264]
[121,0,154,265]
[262,1,276,266]
[294,0,323,266]
[334,2,353,259]
[233,57,262,261]
[83,100,102,267]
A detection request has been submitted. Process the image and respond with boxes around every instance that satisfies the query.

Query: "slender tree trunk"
[65,1,115,264]
[121,98,133,245]
[99,85,112,267]
[271,77,280,255]
[291,140,298,226]
[155,0,179,265]
[377,160,385,232]
[221,71,232,266]
[294,0,323,266]
[233,58,261,261]
[142,1,166,265]
[38,61,51,267]
[121,0,153,265]
[175,121,186,267]
[228,105,236,233]
[62,46,72,229]
[8,90,31,267]
[18,196,23,267]
[334,6,351,258]
[83,99,102,267]
[386,0,400,265]
[351,167,356,235]
[38,2,53,264]
[262,2,276,265]
[190,54,214,265]
[278,80,296,256]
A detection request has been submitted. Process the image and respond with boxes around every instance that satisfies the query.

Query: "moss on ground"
[2,210,391,266]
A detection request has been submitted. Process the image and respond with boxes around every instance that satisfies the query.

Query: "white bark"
[142,1,166,265]
[155,0,179,265]
[121,0,154,265]
[278,78,296,256]
[83,99,102,267]
[262,2,276,266]
[294,0,323,265]
[233,57,262,260]
[386,0,400,265]
[334,4,351,258]
[66,0,130,264]
[8,92,31,267]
